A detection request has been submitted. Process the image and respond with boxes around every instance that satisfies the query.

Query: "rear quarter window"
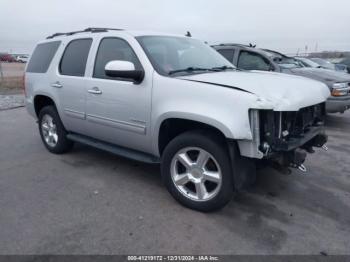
[26,41,61,73]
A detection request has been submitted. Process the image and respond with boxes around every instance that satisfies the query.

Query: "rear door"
[54,38,93,134]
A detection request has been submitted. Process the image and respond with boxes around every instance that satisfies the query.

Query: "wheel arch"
[154,113,233,156]
[33,94,57,117]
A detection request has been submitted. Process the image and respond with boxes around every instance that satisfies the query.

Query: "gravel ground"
[0,62,26,77]
[0,62,25,109]
[0,108,349,255]
[0,94,25,110]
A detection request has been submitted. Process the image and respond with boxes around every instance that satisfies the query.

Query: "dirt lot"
[0,63,25,109]
[0,62,26,77]
[0,108,349,255]
[0,63,25,95]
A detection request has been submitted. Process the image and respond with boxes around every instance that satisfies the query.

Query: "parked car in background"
[309,58,337,71]
[295,57,348,74]
[338,58,350,73]
[295,57,322,68]
[309,57,348,73]
[24,28,329,211]
[0,53,16,62]
[212,44,350,113]
[16,55,29,63]
[334,63,348,73]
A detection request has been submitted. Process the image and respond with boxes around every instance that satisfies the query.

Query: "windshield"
[297,57,321,68]
[261,50,303,69]
[310,58,336,70]
[276,58,303,69]
[136,36,234,76]
[274,56,302,69]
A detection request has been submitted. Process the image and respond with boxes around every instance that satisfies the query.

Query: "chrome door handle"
[51,81,63,88]
[88,87,102,95]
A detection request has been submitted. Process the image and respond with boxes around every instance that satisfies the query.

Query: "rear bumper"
[326,97,350,113]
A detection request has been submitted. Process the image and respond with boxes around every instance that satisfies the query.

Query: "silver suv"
[25,28,329,211]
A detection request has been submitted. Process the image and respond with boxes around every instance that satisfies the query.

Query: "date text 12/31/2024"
[127,255,219,261]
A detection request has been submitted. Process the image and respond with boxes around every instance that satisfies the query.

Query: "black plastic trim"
[67,133,160,164]
[46,27,123,39]
[271,126,326,151]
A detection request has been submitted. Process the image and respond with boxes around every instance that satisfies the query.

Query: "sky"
[0,0,349,55]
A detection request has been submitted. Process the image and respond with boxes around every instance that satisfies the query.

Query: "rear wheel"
[38,106,73,154]
[161,131,234,212]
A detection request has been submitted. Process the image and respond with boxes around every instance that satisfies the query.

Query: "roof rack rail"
[46,27,123,39]
[216,43,248,47]
[84,27,123,32]
[214,43,256,48]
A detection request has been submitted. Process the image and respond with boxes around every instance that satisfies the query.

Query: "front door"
[237,50,274,71]
[85,37,152,153]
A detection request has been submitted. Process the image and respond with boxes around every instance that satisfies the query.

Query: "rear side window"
[217,49,235,62]
[59,39,92,77]
[26,41,61,73]
[93,37,142,80]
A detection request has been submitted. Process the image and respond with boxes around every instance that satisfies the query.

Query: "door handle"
[88,87,102,95]
[51,81,63,88]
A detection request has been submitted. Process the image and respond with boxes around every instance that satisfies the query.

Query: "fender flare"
[152,111,234,156]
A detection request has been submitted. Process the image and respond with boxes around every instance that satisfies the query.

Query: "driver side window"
[93,38,142,80]
[237,51,272,71]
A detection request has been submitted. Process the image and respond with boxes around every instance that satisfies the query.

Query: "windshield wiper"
[168,67,214,75]
[168,66,237,75]
[211,65,236,71]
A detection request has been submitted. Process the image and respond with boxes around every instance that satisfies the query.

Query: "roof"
[213,43,273,56]
[213,43,296,61]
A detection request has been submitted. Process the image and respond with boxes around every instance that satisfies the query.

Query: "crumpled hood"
[179,70,330,111]
[288,68,350,86]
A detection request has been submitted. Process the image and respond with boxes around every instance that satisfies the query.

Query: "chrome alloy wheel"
[170,147,222,202]
[41,114,58,147]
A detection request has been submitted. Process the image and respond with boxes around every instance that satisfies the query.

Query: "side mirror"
[105,60,144,83]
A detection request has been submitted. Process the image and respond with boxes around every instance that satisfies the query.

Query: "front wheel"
[161,131,234,212]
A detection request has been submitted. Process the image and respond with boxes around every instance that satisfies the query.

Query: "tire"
[161,131,234,212]
[38,105,73,154]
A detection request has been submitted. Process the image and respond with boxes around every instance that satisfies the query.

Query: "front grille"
[259,103,325,150]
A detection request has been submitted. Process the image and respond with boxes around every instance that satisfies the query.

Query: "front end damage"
[231,102,328,189]
[251,102,328,171]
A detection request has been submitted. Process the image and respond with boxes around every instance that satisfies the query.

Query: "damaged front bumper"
[269,126,327,152]
[238,103,328,168]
